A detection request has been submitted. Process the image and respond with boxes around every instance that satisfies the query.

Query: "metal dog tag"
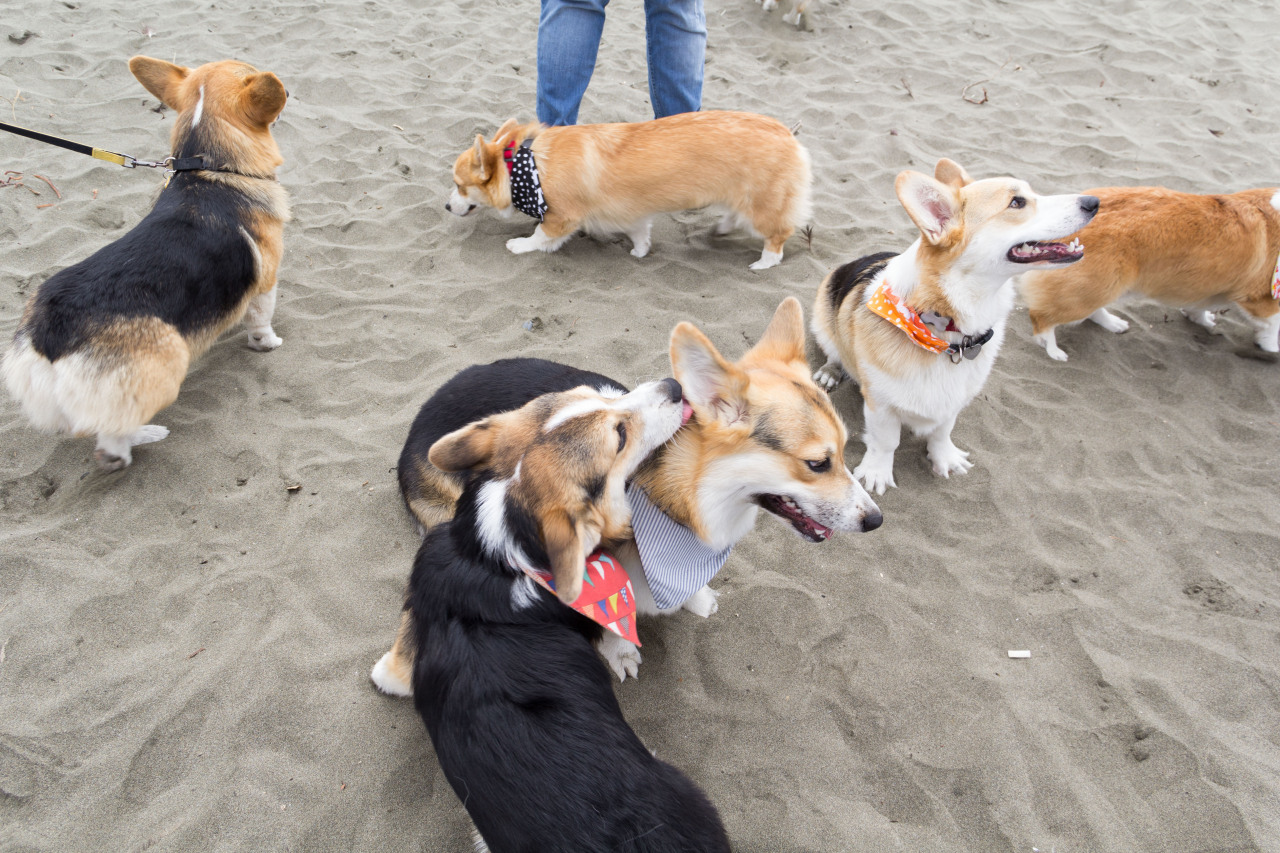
[962,342,982,360]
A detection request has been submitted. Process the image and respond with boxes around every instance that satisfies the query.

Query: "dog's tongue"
[681,399,694,425]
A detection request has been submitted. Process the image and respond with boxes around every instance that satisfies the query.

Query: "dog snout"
[1079,195,1100,215]
[861,507,883,532]
[659,378,683,404]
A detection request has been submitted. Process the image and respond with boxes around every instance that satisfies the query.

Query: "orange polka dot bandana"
[866,281,953,355]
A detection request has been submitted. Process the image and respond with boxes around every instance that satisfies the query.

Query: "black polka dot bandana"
[503,139,547,220]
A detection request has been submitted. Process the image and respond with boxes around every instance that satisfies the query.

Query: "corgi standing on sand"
[812,159,1099,494]
[2,56,291,470]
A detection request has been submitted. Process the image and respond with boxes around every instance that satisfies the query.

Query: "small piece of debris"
[1007,650,1031,659]
[523,317,544,332]
[8,30,36,45]
[286,483,302,492]
[188,647,205,659]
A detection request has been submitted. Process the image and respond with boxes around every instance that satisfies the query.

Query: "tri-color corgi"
[376,297,881,684]
[2,56,290,470]
[373,380,732,853]
[445,111,812,269]
[812,159,1098,494]
[1018,186,1280,360]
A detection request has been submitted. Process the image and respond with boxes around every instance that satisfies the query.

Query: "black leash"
[2,119,209,173]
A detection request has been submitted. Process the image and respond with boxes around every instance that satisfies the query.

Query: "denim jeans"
[536,0,706,126]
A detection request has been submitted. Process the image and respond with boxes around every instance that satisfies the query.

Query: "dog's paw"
[129,425,170,446]
[630,243,650,259]
[370,652,414,697]
[1181,309,1216,331]
[761,0,778,9]
[1045,344,1069,361]
[854,457,895,495]
[1089,309,1130,333]
[782,9,802,24]
[598,632,642,682]
[928,442,972,479]
[506,236,540,254]
[683,585,720,618]
[749,250,783,271]
[93,449,130,472]
[248,330,283,351]
[813,361,845,392]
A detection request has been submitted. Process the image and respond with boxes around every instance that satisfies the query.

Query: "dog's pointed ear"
[129,56,190,112]
[491,118,520,145]
[895,170,961,246]
[671,322,750,424]
[543,511,588,604]
[934,158,972,190]
[745,296,807,366]
[428,418,498,472]
[472,134,489,181]
[240,71,288,127]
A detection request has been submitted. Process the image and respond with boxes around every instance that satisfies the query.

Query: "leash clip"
[123,155,172,170]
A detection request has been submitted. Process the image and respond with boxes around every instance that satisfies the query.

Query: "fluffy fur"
[372,381,731,853]
[1,56,290,470]
[446,111,812,269]
[813,158,1099,494]
[1018,186,1280,360]
[383,297,881,682]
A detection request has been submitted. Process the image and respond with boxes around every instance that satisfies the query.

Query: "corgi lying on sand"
[374,298,881,685]
[374,380,731,853]
[2,56,290,470]
[1018,186,1280,360]
[446,111,812,269]
[813,159,1098,494]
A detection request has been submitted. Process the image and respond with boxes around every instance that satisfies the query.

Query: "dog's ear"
[671,322,750,424]
[895,170,961,246]
[428,419,498,472]
[543,511,588,604]
[240,71,288,127]
[491,118,520,145]
[934,158,972,190]
[129,56,190,112]
[472,134,489,181]
[746,296,806,366]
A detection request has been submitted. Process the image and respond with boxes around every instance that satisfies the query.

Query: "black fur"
[401,402,731,851]
[825,250,897,315]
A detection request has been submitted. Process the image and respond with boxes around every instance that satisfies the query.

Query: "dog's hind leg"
[627,218,653,258]
[244,287,284,351]
[1032,325,1070,362]
[370,610,416,697]
[1239,297,1280,352]
[93,425,170,471]
[1087,307,1130,333]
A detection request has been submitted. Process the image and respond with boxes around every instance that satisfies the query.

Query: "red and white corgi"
[446,111,812,269]
[812,158,1098,493]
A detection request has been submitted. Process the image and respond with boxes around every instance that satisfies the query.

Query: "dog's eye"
[1009,196,1026,209]
[616,422,627,452]
[806,458,831,473]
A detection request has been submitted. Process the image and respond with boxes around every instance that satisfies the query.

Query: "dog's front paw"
[928,442,972,478]
[854,455,896,495]
[813,361,845,392]
[749,250,783,271]
[248,330,283,351]
[682,585,720,618]
[370,652,414,697]
[761,0,778,9]
[506,236,540,254]
[598,632,642,682]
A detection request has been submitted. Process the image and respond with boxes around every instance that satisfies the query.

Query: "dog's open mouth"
[758,494,832,542]
[1007,238,1083,264]
[680,399,694,426]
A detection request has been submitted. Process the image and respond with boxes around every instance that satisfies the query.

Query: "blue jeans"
[537,0,706,126]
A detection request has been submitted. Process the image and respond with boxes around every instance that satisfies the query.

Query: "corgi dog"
[375,297,881,685]
[761,0,813,28]
[2,56,290,470]
[1018,187,1280,360]
[812,159,1098,494]
[445,111,812,269]
[373,379,731,853]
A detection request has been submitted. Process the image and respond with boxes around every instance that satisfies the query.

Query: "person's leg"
[537,0,610,126]
[643,0,706,118]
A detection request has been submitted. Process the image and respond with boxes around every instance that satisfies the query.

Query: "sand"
[2,0,1279,850]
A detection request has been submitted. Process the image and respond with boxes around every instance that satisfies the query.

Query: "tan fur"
[451,111,812,267]
[1020,186,1280,352]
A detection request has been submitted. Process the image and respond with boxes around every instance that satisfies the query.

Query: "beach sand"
[2,0,1279,850]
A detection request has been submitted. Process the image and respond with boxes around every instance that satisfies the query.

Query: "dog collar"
[627,485,734,611]
[502,138,546,220]
[1271,251,1279,300]
[521,550,641,645]
[867,281,994,361]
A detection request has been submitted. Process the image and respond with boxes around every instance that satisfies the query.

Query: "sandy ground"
[2,0,1279,850]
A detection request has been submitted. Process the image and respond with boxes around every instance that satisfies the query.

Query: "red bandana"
[522,550,641,645]
[1271,252,1279,300]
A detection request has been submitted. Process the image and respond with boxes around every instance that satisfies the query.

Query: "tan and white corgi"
[2,56,290,470]
[378,297,881,686]
[812,158,1098,494]
[445,111,812,269]
[1018,187,1280,360]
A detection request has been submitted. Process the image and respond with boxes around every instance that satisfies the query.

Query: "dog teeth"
[1068,238,1083,252]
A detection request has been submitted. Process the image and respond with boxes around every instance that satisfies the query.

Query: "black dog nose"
[861,508,883,532]
[444,202,452,212]
[660,377,683,403]
[1080,195,1100,214]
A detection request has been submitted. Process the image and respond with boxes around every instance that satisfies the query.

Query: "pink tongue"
[681,400,694,425]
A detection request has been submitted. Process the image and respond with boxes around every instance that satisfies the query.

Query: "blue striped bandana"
[626,485,734,610]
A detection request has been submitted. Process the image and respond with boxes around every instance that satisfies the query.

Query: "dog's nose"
[445,202,452,212]
[1080,195,1100,214]
[660,378,683,403]
[861,508,883,532]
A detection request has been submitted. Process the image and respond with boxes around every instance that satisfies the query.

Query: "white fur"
[244,288,283,351]
[749,249,784,271]
[191,85,204,128]
[447,187,476,216]
[543,397,609,432]
[370,651,413,697]
[506,224,573,255]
